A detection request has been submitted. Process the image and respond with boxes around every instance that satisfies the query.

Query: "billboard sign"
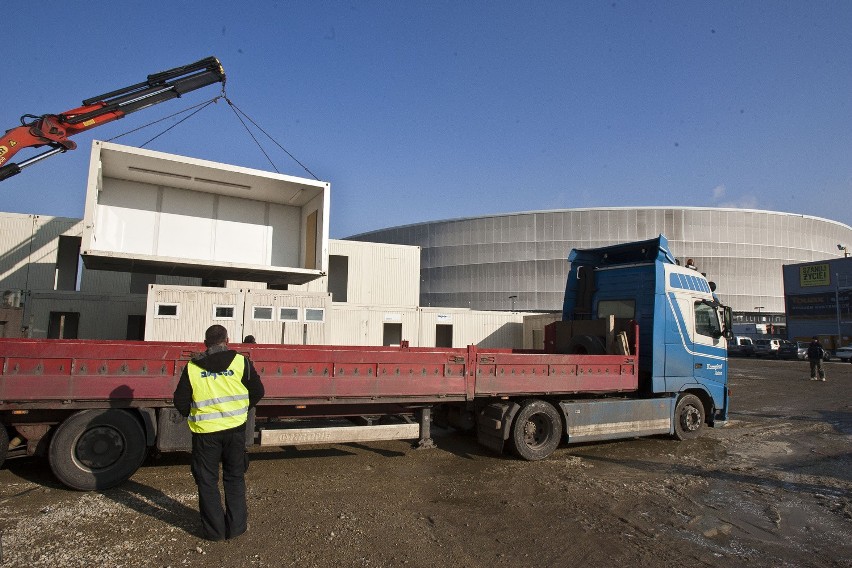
[799,264,830,287]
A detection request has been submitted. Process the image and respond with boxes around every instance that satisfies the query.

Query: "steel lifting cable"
[106,96,224,146]
[224,97,320,181]
[105,90,321,181]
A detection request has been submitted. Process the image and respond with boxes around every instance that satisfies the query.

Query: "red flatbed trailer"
[0,326,639,489]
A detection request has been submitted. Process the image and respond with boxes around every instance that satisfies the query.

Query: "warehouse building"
[350,208,852,324]
[782,255,852,349]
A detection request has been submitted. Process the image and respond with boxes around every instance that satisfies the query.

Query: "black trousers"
[190,427,248,540]
[809,358,824,379]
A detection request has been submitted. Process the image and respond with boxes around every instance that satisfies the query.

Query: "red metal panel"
[474,351,638,396]
[0,334,638,409]
[0,375,179,401]
[1,376,73,399]
[4,358,73,375]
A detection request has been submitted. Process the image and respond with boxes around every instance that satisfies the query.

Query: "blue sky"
[2,1,850,238]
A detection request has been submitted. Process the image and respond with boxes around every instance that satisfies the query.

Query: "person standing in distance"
[807,336,826,381]
[173,324,265,540]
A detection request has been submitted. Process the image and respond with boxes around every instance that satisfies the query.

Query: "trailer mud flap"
[476,402,520,455]
[560,398,674,443]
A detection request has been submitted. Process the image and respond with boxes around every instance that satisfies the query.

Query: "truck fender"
[136,408,157,446]
[678,387,715,427]
[476,401,521,455]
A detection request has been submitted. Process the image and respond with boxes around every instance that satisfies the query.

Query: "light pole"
[838,244,849,258]
[836,273,841,349]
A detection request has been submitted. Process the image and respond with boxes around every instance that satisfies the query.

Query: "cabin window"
[155,303,180,318]
[280,307,299,321]
[305,308,325,322]
[253,306,274,321]
[213,305,235,320]
[597,300,635,319]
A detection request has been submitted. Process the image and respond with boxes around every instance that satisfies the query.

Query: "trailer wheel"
[0,424,8,469]
[673,394,704,441]
[509,400,562,461]
[49,409,147,491]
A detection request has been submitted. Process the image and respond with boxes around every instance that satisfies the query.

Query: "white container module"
[81,141,330,286]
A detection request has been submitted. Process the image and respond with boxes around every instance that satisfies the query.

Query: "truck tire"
[565,335,607,355]
[0,424,8,469]
[48,409,147,491]
[509,400,562,461]
[673,394,704,441]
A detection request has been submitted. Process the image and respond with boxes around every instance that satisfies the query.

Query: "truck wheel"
[509,400,562,461]
[0,424,8,469]
[49,409,147,491]
[673,394,704,441]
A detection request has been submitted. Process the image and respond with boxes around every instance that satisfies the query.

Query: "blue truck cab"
[561,235,732,439]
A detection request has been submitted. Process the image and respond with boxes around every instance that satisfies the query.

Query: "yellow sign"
[800,264,830,287]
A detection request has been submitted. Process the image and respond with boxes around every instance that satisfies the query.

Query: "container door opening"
[54,236,82,291]
[48,312,80,339]
[435,324,453,347]
[383,322,403,346]
[126,315,146,340]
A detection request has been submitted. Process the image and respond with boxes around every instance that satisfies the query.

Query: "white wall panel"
[352,207,852,315]
[0,213,81,291]
[145,285,245,342]
[418,307,527,348]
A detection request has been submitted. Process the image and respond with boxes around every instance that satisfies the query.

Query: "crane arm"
[0,57,225,182]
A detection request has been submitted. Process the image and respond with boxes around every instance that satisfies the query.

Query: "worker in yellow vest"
[173,325,264,541]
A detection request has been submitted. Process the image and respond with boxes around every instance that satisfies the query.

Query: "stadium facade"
[350,207,852,319]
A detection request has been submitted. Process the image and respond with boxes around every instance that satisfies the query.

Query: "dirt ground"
[1,357,850,568]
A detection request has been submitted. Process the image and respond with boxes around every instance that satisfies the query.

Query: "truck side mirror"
[723,306,733,340]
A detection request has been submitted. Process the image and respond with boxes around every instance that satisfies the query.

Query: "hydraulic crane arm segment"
[0,57,225,182]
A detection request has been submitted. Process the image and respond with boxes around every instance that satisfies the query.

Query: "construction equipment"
[0,57,225,182]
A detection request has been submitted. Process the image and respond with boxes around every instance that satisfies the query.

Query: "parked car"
[777,340,799,359]
[834,346,852,363]
[727,336,755,357]
[753,338,781,358]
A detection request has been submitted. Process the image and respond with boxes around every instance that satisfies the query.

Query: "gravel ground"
[1,357,850,568]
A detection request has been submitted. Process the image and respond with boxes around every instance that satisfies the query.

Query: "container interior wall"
[93,178,304,269]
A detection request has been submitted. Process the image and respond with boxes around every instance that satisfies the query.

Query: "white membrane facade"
[350,207,852,315]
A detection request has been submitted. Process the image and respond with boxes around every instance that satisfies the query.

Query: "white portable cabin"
[418,307,528,348]
[243,289,331,345]
[81,141,330,286]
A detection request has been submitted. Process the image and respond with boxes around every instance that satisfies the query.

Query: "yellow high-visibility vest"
[186,354,249,434]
